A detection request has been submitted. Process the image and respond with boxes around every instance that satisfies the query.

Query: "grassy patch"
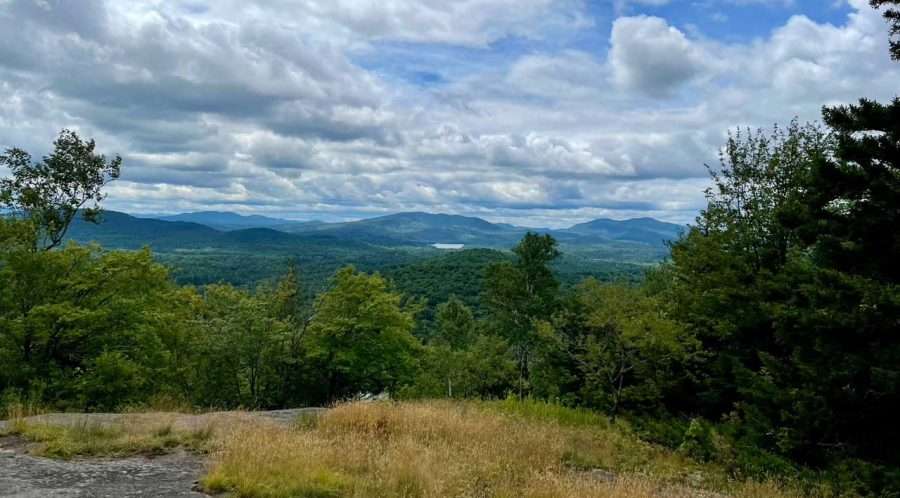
[480,396,613,428]
[8,414,216,458]
[203,400,810,498]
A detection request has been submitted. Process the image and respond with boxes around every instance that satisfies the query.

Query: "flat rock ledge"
[0,408,326,498]
[0,440,207,498]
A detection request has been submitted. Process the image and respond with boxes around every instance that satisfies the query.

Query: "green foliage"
[665,99,900,496]
[512,232,561,303]
[485,396,612,429]
[405,294,518,401]
[678,418,717,462]
[0,240,181,410]
[64,212,652,293]
[384,249,509,328]
[80,351,145,411]
[191,283,289,408]
[484,233,561,397]
[404,334,518,400]
[871,0,900,59]
[433,296,476,349]
[0,130,121,251]
[4,127,900,495]
[573,280,700,416]
[302,267,421,402]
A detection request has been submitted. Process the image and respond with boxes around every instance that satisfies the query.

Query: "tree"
[871,0,900,59]
[192,284,289,408]
[699,121,832,269]
[668,122,833,416]
[484,232,560,397]
[303,266,420,402]
[668,104,900,471]
[512,232,561,309]
[798,98,900,282]
[261,264,315,407]
[763,97,900,463]
[573,280,698,417]
[0,130,121,251]
[407,333,517,400]
[433,296,476,349]
[0,245,183,410]
[0,217,36,255]
[409,297,517,399]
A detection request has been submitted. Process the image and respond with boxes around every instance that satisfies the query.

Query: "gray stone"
[0,439,208,497]
[0,408,326,497]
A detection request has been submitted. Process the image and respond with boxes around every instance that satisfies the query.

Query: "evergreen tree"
[668,101,900,470]
[872,0,900,59]
[767,97,900,463]
[433,296,476,350]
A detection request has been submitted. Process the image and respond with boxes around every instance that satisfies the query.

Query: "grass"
[202,400,816,498]
[6,412,217,458]
[2,399,846,496]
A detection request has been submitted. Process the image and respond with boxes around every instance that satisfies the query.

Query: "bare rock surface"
[0,408,324,497]
[0,437,207,497]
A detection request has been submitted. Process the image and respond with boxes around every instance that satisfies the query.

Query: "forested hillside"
[63,208,653,294]
[147,209,684,252]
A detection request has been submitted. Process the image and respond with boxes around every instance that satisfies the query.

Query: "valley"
[67,210,682,290]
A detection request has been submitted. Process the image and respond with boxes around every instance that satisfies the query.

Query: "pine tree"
[871,0,900,59]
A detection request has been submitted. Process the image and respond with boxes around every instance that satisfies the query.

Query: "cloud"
[174,0,591,48]
[610,16,708,97]
[0,0,897,226]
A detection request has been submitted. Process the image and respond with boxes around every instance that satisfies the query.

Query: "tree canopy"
[0,130,121,251]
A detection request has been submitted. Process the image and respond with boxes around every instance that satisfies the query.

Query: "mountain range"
[114,210,685,250]
[60,210,685,288]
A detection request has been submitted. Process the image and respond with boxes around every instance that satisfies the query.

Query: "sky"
[0,0,897,227]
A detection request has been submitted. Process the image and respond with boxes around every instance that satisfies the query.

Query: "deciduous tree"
[0,130,121,251]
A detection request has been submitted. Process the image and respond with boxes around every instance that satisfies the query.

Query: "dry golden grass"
[202,400,809,498]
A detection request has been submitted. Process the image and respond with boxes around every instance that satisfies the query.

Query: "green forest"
[2,5,900,496]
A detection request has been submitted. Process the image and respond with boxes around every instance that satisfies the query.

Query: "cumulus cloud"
[0,0,897,226]
[171,0,591,47]
[610,16,708,97]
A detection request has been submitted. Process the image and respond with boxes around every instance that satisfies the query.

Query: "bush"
[79,351,145,411]
[678,418,717,462]
[0,388,46,420]
[632,416,690,449]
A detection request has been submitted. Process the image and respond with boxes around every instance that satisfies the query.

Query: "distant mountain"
[155,211,294,231]
[283,211,683,248]
[69,211,222,249]
[560,217,684,246]
[66,211,379,252]
[69,209,683,267]
[126,209,685,250]
[283,211,527,247]
[59,209,673,287]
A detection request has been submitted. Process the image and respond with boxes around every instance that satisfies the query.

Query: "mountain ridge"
[143,210,684,247]
[63,210,684,266]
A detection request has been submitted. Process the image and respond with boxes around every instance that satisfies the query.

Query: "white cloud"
[165,0,591,48]
[610,16,708,97]
[0,0,897,226]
